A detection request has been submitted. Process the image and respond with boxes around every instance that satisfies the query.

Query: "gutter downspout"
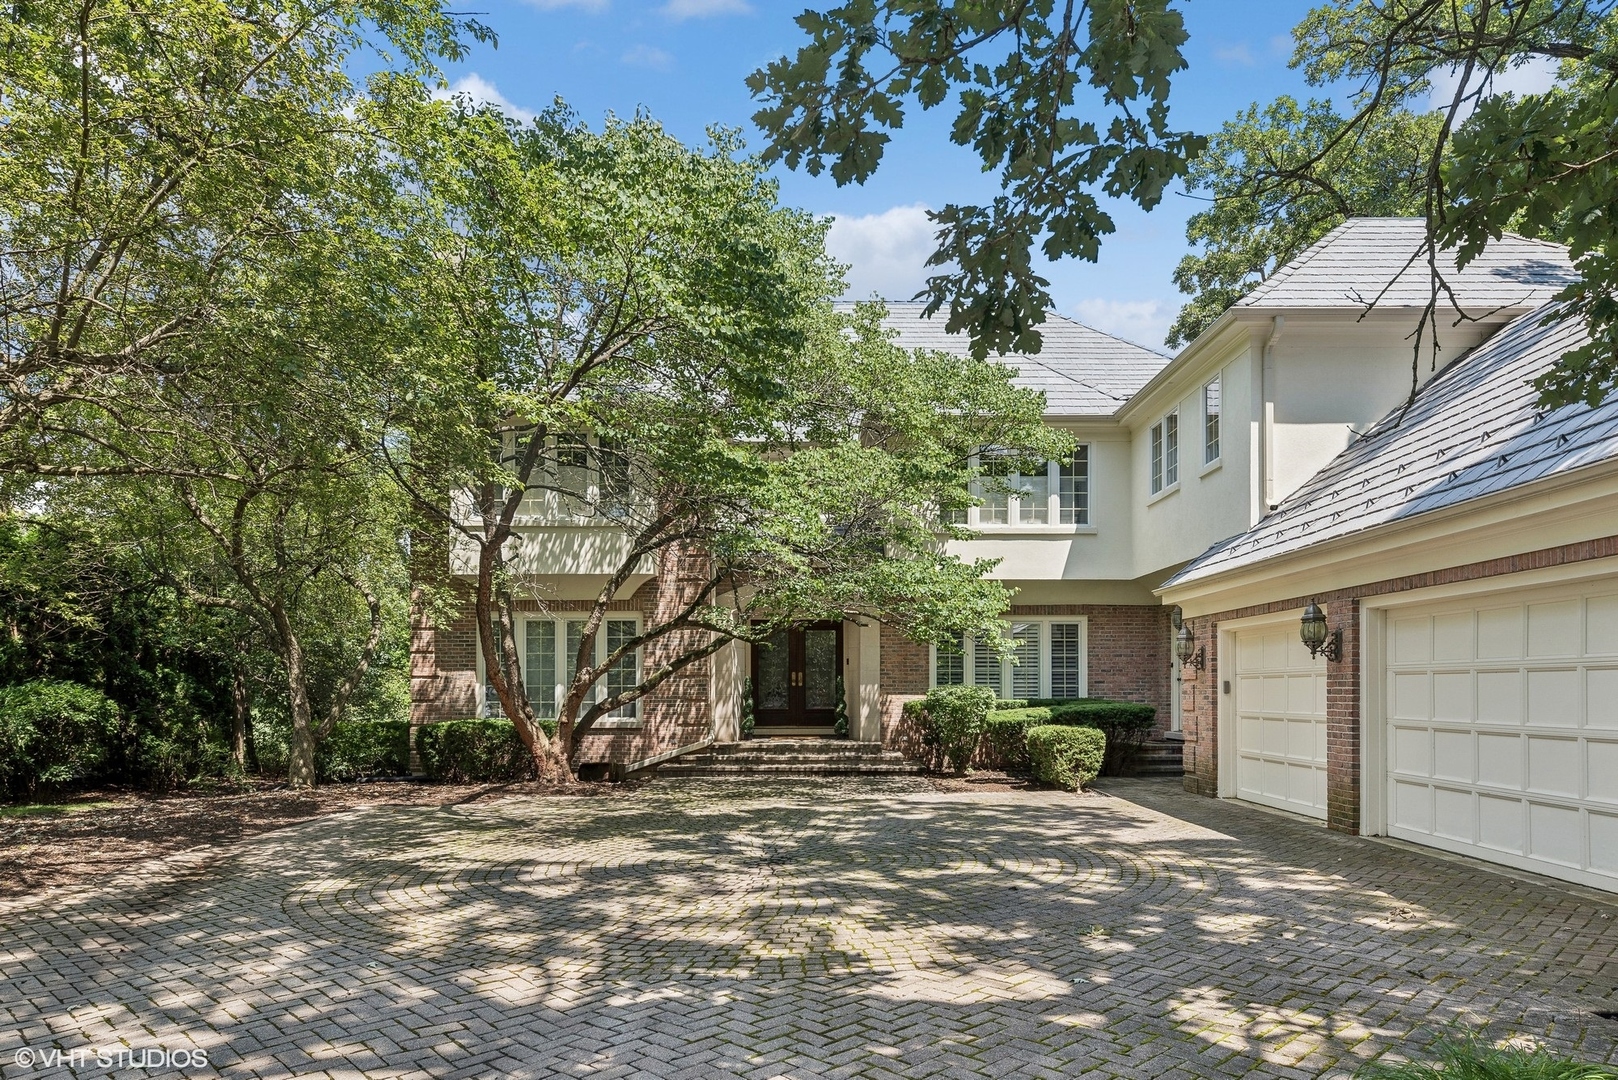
[1261,315,1285,516]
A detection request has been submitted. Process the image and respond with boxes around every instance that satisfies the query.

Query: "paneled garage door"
[1233,622,1329,818]
[1383,583,1618,890]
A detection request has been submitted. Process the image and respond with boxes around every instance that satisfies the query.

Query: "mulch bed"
[0,778,637,899]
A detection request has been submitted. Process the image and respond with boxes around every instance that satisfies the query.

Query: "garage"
[1231,619,1329,819]
[1380,581,1618,890]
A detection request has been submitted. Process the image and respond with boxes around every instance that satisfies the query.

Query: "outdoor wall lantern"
[1300,599,1341,661]
[1175,623,1205,671]
[1169,605,1183,631]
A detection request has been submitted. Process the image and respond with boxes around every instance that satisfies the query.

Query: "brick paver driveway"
[3,777,1617,1079]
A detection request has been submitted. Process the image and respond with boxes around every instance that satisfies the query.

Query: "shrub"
[318,720,411,782]
[1026,724,1105,791]
[982,707,1052,767]
[0,680,120,798]
[1046,700,1156,776]
[416,718,539,783]
[917,685,996,774]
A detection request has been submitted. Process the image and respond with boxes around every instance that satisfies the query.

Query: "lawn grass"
[0,800,118,818]
[1357,1031,1618,1079]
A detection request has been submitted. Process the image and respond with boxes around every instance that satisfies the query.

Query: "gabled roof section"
[1164,305,1615,588]
[851,300,1171,417]
[1237,218,1575,312]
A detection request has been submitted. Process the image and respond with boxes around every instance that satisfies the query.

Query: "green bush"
[1354,1030,1618,1079]
[1026,724,1105,792]
[416,718,540,783]
[916,685,996,774]
[318,720,411,782]
[0,680,120,798]
[982,706,1052,767]
[1046,700,1155,775]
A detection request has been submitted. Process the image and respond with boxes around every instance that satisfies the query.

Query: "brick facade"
[1178,534,1618,834]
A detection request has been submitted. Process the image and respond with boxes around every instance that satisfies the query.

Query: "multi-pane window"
[1151,412,1179,494]
[490,431,636,519]
[485,616,641,722]
[931,620,1087,698]
[1058,447,1090,525]
[964,446,1092,527]
[1204,376,1221,464]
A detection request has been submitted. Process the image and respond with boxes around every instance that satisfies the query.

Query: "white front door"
[1232,622,1329,818]
[1382,581,1618,891]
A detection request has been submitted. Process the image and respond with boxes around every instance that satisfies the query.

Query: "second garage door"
[1383,582,1618,890]
[1233,621,1329,819]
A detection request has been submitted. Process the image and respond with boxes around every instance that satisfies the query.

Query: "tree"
[0,0,488,476]
[747,1,1204,358]
[1166,99,1443,347]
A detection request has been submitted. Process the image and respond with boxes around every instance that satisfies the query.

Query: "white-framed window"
[1150,411,1179,494]
[1203,376,1221,465]
[958,447,1092,528]
[482,614,642,724]
[495,430,634,520]
[930,618,1088,699]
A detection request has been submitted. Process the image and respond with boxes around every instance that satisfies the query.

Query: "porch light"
[1169,605,1183,631]
[1300,600,1342,661]
[1175,623,1205,671]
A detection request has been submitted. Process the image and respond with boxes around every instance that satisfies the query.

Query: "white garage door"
[1233,623,1329,819]
[1384,583,1618,890]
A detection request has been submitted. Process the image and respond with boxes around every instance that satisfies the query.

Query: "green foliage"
[748,1,1204,359]
[1354,1030,1618,1080]
[1169,98,1443,347]
[416,719,542,783]
[318,721,411,782]
[0,680,120,797]
[983,707,1050,768]
[740,677,757,738]
[1026,725,1106,792]
[981,699,1156,775]
[833,676,849,737]
[917,685,996,774]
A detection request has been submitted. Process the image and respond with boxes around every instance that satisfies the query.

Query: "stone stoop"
[655,739,925,777]
[1132,739,1185,777]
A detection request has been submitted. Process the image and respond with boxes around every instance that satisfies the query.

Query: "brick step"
[1131,739,1184,777]
[657,740,923,777]
[658,761,927,776]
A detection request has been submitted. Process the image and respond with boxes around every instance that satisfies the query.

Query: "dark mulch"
[0,778,639,899]
[927,768,1054,793]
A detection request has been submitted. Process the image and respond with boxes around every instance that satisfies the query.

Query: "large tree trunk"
[283,632,318,789]
[473,527,566,782]
[230,663,250,770]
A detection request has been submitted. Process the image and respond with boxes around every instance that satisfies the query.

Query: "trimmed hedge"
[982,707,1052,768]
[416,718,542,783]
[1026,724,1105,791]
[981,698,1156,776]
[0,680,120,798]
[318,720,411,782]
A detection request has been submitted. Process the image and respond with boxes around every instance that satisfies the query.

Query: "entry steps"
[656,739,925,777]
[1133,739,1185,777]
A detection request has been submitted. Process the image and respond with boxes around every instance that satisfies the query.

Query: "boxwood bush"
[981,698,1156,775]
[1026,724,1105,791]
[982,707,1052,768]
[318,720,411,782]
[0,679,120,798]
[907,685,996,773]
[416,718,542,783]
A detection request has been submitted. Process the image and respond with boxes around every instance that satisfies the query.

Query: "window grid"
[931,620,1087,699]
[1058,447,1090,525]
[1164,412,1179,487]
[484,616,642,722]
[964,447,1091,528]
[1150,423,1164,493]
[1204,376,1221,464]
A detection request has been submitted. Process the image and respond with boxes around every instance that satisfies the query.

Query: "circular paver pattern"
[2,777,1616,1079]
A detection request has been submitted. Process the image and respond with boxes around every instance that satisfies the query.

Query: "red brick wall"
[410,581,479,724]
[1178,533,1618,834]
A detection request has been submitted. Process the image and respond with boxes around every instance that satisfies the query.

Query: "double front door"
[752,622,843,728]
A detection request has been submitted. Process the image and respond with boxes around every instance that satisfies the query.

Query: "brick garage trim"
[1177,533,1618,834]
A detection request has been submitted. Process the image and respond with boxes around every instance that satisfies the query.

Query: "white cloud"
[433,73,535,123]
[662,0,751,18]
[523,0,609,10]
[1427,55,1559,121]
[621,44,675,71]
[1069,299,1175,352]
[1213,42,1255,67]
[824,204,940,301]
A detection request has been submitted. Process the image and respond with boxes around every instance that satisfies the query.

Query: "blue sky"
[426,2,1368,350]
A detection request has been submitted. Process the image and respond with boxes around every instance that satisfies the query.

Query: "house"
[412,218,1618,891]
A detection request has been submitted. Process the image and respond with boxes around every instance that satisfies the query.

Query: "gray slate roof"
[1164,304,1615,588]
[1238,218,1576,311]
[857,301,1171,417]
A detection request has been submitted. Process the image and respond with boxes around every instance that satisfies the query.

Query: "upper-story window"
[495,430,634,520]
[1204,376,1221,464]
[960,447,1092,528]
[1151,411,1179,494]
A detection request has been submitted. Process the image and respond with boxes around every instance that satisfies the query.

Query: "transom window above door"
[932,618,1088,699]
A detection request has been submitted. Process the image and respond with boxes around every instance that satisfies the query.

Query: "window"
[1058,447,1089,525]
[1151,412,1179,494]
[1204,376,1221,464]
[962,446,1092,528]
[484,615,642,723]
[931,619,1087,698]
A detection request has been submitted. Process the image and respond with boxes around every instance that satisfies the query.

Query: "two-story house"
[414,218,1618,893]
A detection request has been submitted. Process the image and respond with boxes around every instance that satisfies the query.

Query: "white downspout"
[1261,315,1285,515]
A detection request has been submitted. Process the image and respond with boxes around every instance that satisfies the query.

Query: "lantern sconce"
[1170,605,1183,631]
[1300,599,1341,662]
[1175,622,1205,672]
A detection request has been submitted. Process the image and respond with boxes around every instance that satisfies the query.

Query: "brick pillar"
[1325,597,1361,834]
[1180,616,1219,797]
